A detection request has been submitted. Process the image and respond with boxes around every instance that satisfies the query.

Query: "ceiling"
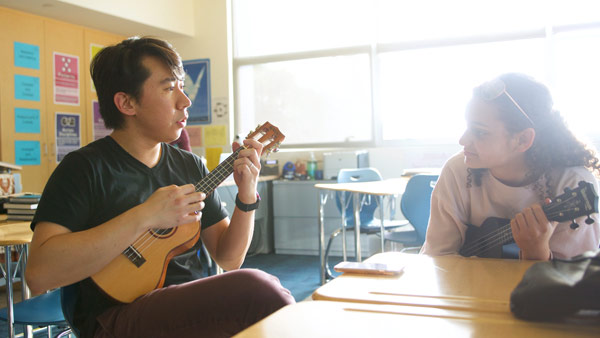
[0,0,191,38]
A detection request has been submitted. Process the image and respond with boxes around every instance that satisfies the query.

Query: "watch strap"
[235,192,260,212]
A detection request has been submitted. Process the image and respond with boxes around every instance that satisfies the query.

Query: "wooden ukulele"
[459,181,598,258]
[92,122,285,303]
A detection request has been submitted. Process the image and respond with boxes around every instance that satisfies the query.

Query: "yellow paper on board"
[204,125,227,146]
[206,147,222,171]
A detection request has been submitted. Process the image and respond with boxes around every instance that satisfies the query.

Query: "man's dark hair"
[90,36,185,129]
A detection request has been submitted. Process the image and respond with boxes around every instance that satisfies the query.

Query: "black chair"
[59,284,79,337]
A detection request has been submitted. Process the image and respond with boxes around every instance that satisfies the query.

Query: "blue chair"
[0,288,72,337]
[324,168,408,279]
[60,284,80,337]
[384,174,438,251]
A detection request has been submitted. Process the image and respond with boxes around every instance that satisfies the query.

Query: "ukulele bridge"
[123,245,146,267]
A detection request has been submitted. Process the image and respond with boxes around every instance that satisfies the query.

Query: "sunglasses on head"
[478,78,534,126]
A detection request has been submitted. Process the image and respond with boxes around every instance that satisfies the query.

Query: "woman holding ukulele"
[422,73,600,260]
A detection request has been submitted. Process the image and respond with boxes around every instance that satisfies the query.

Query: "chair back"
[336,168,382,225]
[400,174,438,244]
[61,284,80,337]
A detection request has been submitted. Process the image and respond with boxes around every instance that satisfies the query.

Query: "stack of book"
[4,193,41,221]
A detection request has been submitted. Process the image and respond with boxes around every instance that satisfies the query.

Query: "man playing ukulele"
[26,37,294,337]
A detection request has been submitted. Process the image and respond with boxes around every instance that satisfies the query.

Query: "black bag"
[510,250,600,321]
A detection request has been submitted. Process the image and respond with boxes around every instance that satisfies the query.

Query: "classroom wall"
[168,0,233,169]
[0,6,124,192]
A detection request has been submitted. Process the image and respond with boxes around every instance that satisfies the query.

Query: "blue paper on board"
[15,140,41,165]
[183,59,211,125]
[14,74,40,101]
[15,108,41,134]
[14,41,40,69]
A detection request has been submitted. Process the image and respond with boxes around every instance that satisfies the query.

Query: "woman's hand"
[510,200,557,260]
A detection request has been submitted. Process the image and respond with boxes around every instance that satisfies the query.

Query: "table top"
[234,301,600,338]
[314,177,409,196]
[0,215,33,245]
[313,252,536,313]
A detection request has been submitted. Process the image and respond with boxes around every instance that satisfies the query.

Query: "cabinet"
[216,180,274,255]
[273,180,382,256]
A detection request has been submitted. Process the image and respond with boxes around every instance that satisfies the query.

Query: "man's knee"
[231,269,295,308]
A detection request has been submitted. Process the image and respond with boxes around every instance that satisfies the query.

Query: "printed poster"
[92,100,112,140]
[55,113,81,162]
[54,52,80,105]
[183,59,211,125]
[212,97,229,124]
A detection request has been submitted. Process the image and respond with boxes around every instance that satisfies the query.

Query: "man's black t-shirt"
[31,136,228,337]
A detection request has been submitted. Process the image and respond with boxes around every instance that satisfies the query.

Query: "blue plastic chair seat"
[0,289,66,326]
[383,174,439,249]
[384,229,420,247]
[342,219,409,234]
[502,243,520,259]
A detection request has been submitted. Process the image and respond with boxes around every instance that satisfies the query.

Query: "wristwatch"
[235,192,261,212]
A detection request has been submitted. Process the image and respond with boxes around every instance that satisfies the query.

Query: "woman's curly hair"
[467,73,600,198]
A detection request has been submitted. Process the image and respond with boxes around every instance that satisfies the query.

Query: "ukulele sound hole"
[151,228,176,239]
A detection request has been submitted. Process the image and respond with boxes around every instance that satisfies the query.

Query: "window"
[379,39,545,143]
[231,0,600,147]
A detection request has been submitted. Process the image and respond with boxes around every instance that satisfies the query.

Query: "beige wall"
[169,0,234,160]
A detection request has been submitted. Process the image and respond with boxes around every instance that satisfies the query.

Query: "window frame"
[231,8,600,149]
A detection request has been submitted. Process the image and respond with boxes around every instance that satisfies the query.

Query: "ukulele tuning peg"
[585,216,595,225]
[570,221,579,230]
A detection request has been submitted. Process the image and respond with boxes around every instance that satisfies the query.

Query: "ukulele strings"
[124,128,281,260]
[123,142,260,259]
[462,194,580,256]
[127,149,242,258]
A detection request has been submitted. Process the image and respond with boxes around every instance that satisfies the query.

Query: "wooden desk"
[0,215,34,338]
[234,301,599,338]
[315,178,408,284]
[313,252,536,313]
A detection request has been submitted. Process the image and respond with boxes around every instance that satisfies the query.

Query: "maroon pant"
[94,269,295,337]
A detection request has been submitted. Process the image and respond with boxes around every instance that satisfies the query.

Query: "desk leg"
[353,192,361,262]
[339,192,347,262]
[18,245,32,338]
[378,196,385,253]
[4,245,15,338]
[318,191,328,285]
